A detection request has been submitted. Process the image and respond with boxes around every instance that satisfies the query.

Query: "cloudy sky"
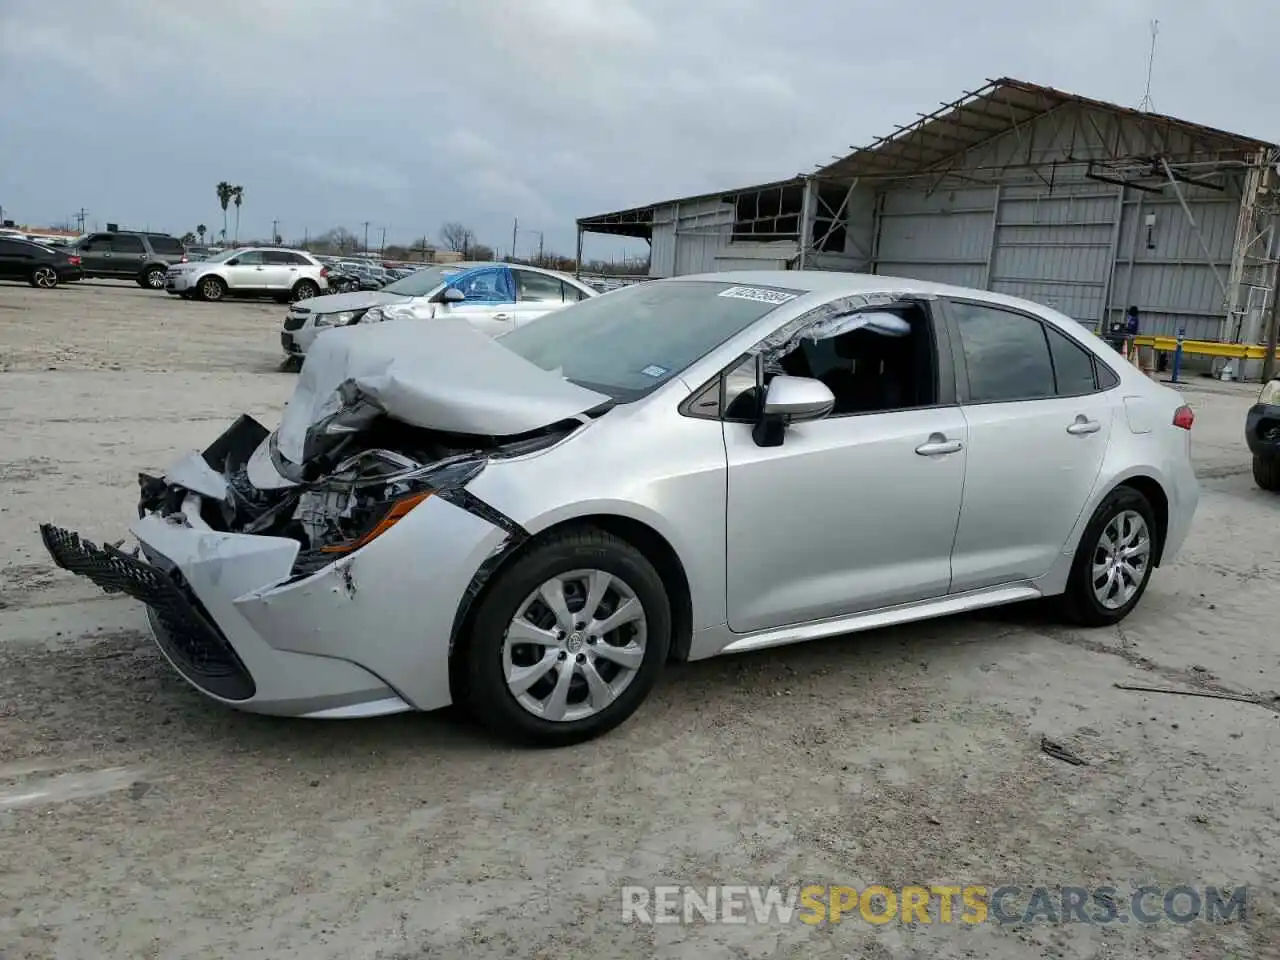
[0,0,1270,260]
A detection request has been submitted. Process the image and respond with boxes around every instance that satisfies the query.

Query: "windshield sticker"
[717,285,800,305]
[640,364,669,378]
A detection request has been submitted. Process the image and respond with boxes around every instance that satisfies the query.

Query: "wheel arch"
[447,511,695,685]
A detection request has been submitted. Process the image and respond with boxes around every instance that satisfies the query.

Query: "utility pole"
[361,221,370,254]
[537,232,544,265]
[76,208,87,233]
[511,217,518,262]
[271,219,278,244]
[379,226,386,255]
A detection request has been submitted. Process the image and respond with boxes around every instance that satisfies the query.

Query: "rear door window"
[111,235,145,253]
[950,300,1056,403]
[515,269,567,303]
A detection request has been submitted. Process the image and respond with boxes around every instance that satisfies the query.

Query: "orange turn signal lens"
[319,491,432,554]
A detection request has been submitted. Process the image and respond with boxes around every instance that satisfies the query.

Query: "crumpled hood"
[274,318,611,463]
[292,289,410,314]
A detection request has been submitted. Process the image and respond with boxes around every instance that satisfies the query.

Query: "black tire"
[197,275,226,302]
[290,280,319,302]
[1252,455,1280,492]
[1056,485,1158,627]
[459,527,671,746]
[140,266,167,290]
[29,266,58,289]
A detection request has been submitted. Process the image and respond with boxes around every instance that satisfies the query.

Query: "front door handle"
[492,312,512,321]
[915,433,963,456]
[1066,417,1101,435]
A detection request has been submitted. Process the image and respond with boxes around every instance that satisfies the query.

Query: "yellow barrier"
[1129,335,1280,361]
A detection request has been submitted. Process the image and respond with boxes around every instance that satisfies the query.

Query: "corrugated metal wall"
[870,105,1244,339]
[649,198,738,277]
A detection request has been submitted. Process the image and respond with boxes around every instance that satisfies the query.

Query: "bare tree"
[439,221,476,255]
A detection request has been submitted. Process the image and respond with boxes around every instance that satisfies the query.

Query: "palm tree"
[216,182,233,242]
[196,224,206,244]
[231,185,245,244]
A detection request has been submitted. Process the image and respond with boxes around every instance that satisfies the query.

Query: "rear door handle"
[1066,417,1101,435]
[915,433,963,456]
[493,312,512,321]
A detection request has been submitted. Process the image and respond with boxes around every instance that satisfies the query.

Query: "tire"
[197,275,226,302]
[140,266,167,290]
[1252,455,1280,492]
[290,280,319,303]
[459,527,671,746]
[1056,485,1158,627]
[29,266,58,289]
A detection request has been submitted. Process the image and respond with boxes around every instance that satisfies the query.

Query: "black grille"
[39,524,256,701]
[283,312,307,331]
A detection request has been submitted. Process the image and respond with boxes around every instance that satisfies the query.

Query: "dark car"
[1246,377,1280,490]
[70,231,187,289]
[0,237,83,289]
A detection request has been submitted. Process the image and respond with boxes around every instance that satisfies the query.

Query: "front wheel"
[460,528,671,746]
[30,266,59,289]
[197,275,226,302]
[1253,455,1280,492]
[1056,485,1158,627]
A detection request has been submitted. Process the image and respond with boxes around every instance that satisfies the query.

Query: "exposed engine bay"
[139,405,579,576]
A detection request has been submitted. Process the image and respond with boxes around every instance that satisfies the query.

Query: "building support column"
[797,176,816,271]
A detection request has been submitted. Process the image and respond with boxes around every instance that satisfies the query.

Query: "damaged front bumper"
[42,431,511,719]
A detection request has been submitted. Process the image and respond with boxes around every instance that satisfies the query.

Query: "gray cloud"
[0,0,1271,259]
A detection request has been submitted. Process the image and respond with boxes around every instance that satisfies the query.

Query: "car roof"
[672,270,1079,321]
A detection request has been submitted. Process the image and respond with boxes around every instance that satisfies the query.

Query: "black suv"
[71,231,188,289]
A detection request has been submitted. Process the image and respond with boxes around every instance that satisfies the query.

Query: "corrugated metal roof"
[816,76,1276,181]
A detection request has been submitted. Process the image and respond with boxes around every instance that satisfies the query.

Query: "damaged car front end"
[41,319,609,717]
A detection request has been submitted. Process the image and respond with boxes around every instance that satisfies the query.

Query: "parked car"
[70,231,187,289]
[0,236,83,288]
[164,247,329,303]
[1246,376,1280,490]
[41,271,1199,746]
[281,262,596,362]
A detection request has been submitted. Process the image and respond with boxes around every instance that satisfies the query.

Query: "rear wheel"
[30,266,58,289]
[1253,455,1280,492]
[460,528,671,746]
[198,275,226,302]
[140,266,167,289]
[290,279,319,303]
[1056,485,1157,627]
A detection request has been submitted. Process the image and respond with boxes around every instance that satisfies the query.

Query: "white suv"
[166,247,329,303]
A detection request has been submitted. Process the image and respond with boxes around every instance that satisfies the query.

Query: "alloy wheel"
[502,569,648,722]
[147,268,166,289]
[1092,509,1150,609]
[201,278,223,301]
[33,267,57,288]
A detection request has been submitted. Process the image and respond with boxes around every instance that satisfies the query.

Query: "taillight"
[320,266,329,278]
[180,256,188,263]
[67,255,81,266]
[1173,405,1194,430]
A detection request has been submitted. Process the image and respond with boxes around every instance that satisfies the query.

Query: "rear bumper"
[1245,403,1280,458]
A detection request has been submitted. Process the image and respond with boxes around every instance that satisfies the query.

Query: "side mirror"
[431,286,465,304]
[752,375,834,447]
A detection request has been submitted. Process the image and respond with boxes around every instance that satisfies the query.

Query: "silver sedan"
[42,271,1199,746]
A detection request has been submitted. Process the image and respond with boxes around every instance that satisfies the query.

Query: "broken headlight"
[295,450,486,558]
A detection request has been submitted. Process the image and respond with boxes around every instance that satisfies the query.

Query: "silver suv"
[165,247,329,303]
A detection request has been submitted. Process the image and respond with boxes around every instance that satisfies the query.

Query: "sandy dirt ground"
[0,280,1278,959]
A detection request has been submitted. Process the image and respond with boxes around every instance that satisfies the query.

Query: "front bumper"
[281,319,321,356]
[42,486,506,718]
[1245,403,1280,458]
[165,271,197,292]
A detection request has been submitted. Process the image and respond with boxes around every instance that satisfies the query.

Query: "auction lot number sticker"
[717,286,800,305]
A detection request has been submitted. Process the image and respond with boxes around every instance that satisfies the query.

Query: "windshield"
[382,264,465,297]
[496,279,804,400]
[203,248,242,263]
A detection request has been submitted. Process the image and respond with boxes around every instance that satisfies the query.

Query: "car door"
[511,268,573,327]
[0,239,29,279]
[437,266,516,336]
[77,233,114,275]
[109,233,147,278]
[224,250,265,290]
[261,250,298,289]
[722,301,968,633]
[942,298,1114,592]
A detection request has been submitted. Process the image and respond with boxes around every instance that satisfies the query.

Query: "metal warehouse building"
[578,78,1280,362]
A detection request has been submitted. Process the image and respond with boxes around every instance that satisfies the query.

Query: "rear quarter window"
[147,236,185,255]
